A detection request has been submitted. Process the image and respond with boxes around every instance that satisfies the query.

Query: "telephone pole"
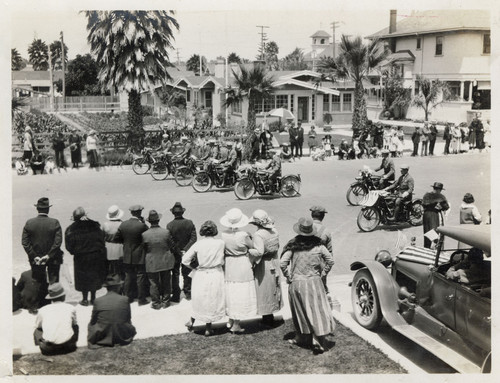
[256,25,269,60]
[176,48,181,66]
[331,21,341,58]
[60,31,66,98]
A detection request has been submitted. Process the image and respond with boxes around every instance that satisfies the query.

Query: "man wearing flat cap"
[167,202,197,302]
[384,164,414,222]
[422,182,449,248]
[22,197,64,309]
[114,205,149,305]
[374,149,395,188]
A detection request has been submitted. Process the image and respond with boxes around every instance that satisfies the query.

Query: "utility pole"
[48,47,54,112]
[331,21,341,58]
[60,31,66,98]
[176,49,181,66]
[256,25,269,60]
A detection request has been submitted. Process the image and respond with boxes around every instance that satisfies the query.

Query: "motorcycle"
[356,190,423,232]
[132,147,159,175]
[346,166,385,206]
[191,159,237,193]
[173,155,203,186]
[234,165,301,200]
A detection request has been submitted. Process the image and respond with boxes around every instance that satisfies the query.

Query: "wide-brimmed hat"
[106,205,124,220]
[310,206,328,214]
[250,209,274,229]
[45,283,65,300]
[293,217,318,237]
[103,274,123,287]
[170,202,186,214]
[34,197,52,209]
[72,207,87,221]
[129,204,144,212]
[431,182,444,190]
[147,209,162,222]
[220,208,250,229]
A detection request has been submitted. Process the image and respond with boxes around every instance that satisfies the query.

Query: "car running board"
[392,324,480,373]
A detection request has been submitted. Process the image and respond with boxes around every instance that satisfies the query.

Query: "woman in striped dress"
[281,217,335,353]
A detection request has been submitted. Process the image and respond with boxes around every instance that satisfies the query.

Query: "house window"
[276,94,288,109]
[312,95,315,120]
[445,81,461,101]
[263,97,274,113]
[232,100,242,114]
[204,91,212,108]
[186,89,191,102]
[323,94,330,112]
[290,95,294,113]
[342,93,352,112]
[483,33,491,54]
[416,37,421,50]
[320,38,325,44]
[331,95,340,112]
[435,36,443,56]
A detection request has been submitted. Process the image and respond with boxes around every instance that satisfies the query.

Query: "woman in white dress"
[220,208,258,333]
[182,221,226,336]
[102,205,125,277]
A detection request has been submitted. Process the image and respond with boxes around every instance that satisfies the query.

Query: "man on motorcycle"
[383,164,414,222]
[374,149,395,188]
[220,142,238,182]
[264,150,282,191]
[176,137,193,165]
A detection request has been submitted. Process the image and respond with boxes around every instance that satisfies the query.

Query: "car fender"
[351,260,407,327]
[282,174,301,182]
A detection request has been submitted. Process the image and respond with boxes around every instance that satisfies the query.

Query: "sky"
[6,0,496,64]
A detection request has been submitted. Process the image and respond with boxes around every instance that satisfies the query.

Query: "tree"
[28,39,49,71]
[49,40,68,70]
[85,10,179,150]
[264,41,279,71]
[12,97,30,118]
[412,75,450,121]
[186,54,208,75]
[317,35,389,135]
[227,52,241,64]
[62,54,101,96]
[381,65,412,119]
[280,47,308,70]
[223,64,275,158]
[12,48,25,71]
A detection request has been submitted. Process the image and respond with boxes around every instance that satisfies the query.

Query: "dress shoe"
[170,296,180,303]
[79,300,89,306]
[162,300,171,309]
[151,302,162,310]
[184,292,191,300]
[28,308,38,315]
[138,299,149,306]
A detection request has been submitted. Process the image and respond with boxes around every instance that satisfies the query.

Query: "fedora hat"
[310,206,328,214]
[250,209,274,229]
[431,182,444,190]
[103,274,123,287]
[170,202,186,214]
[34,197,52,209]
[220,208,250,229]
[45,283,65,300]
[106,205,124,221]
[147,209,162,222]
[293,217,318,237]
[129,204,144,212]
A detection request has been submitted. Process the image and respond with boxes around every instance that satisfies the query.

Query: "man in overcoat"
[422,182,449,248]
[428,120,438,156]
[87,274,136,348]
[22,197,64,309]
[114,205,149,305]
[411,126,421,156]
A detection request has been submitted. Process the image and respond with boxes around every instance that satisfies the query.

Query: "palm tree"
[85,10,179,150]
[317,35,389,136]
[223,64,275,158]
[412,74,450,121]
[49,40,68,71]
[12,48,25,71]
[280,47,308,70]
[28,39,49,71]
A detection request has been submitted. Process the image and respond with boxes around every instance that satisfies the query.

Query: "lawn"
[13,320,406,375]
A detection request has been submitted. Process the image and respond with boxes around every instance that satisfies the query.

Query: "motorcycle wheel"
[280,176,301,197]
[151,162,169,180]
[132,157,150,175]
[357,207,380,232]
[174,167,194,187]
[234,179,255,200]
[351,269,383,330]
[408,201,424,226]
[192,172,212,193]
[346,183,368,206]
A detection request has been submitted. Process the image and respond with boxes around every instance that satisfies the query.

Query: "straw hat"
[293,217,318,237]
[106,205,124,220]
[220,208,249,229]
[250,209,274,229]
[45,283,65,300]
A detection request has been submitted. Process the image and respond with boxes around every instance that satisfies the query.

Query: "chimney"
[215,59,225,79]
[389,10,397,34]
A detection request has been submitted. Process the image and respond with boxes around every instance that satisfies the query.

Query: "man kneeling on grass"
[87,274,137,348]
[33,283,79,355]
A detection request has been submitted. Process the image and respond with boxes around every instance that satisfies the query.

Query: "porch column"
[460,81,464,101]
[468,81,473,100]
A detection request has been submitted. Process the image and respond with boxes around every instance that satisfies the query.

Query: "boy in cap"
[167,202,197,301]
[34,283,79,355]
[114,205,149,305]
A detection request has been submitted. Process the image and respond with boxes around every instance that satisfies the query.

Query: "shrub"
[323,113,333,124]
[99,149,134,166]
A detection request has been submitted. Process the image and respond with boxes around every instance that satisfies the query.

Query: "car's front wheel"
[351,269,383,330]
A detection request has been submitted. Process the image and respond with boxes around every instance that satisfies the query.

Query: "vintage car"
[350,225,491,373]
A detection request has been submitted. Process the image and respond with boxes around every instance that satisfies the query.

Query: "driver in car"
[446,247,490,286]
[374,149,395,188]
[264,149,282,191]
[383,164,414,222]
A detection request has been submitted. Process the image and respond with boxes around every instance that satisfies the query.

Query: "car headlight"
[375,250,393,267]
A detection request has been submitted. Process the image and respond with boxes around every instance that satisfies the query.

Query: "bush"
[323,113,333,124]
[99,149,134,166]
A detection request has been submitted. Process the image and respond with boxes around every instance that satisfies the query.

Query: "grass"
[13,320,406,375]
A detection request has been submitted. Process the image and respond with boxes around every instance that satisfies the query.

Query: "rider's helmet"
[375,249,393,267]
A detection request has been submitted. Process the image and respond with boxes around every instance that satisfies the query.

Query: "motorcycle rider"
[374,149,395,188]
[264,149,282,191]
[383,164,414,222]
[220,142,238,184]
[177,137,193,164]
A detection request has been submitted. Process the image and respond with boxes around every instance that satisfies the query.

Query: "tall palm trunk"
[128,89,145,151]
[244,97,257,159]
[352,80,367,138]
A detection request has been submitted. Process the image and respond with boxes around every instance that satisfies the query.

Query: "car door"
[427,271,456,330]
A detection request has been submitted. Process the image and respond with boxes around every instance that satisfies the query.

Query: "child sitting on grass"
[15,158,29,175]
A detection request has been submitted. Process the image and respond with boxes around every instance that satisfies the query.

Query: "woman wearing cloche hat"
[220,208,258,333]
[280,217,336,354]
[102,205,125,277]
[422,182,450,248]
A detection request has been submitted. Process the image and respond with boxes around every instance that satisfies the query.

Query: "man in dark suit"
[22,197,63,309]
[166,202,197,302]
[288,123,298,158]
[16,269,41,314]
[87,274,137,348]
[114,205,149,305]
[296,121,304,158]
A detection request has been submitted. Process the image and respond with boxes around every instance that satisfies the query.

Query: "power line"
[256,25,269,60]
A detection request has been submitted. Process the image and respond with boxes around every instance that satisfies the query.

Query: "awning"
[477,81,491,90]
